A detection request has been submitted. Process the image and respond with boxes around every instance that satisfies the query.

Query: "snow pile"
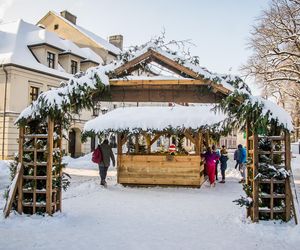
[84,105,226,133]
[0,160,11,212]
[1,156,300,249]
[0,161,10,190]
[62,153,98,170]
[248,96,294,131]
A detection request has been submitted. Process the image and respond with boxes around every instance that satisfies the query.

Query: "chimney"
[109,35,123,50]
[60,10,77,25]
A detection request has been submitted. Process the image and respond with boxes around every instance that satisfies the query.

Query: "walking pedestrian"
[99,139,115,187]
[238,144,247,183]
[234,147,240,169]
[219,145,228,183]
[212,145,220,181]
[201,146,220,187]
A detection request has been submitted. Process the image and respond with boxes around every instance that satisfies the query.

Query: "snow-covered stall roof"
[50,11,121,55]
[84,105,226,133]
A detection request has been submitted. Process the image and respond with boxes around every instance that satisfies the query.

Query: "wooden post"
[117,133,122,184]
[284,131,292,221]
[46,118,54,215]
[205,131,210,148]
[17,126,25,214]
[33,137,37,214]
[270,178,274,220]
[145,134,151,154]
[135,134,139,153]
[252,133,259,222]
[57,125,63,212]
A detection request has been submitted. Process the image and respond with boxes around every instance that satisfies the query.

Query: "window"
[29,86,39,103]
[71,60,78,74]
[47,52,55,69]
[54,24,59,30]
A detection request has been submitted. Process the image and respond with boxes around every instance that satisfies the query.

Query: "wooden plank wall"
[118,155,204,187]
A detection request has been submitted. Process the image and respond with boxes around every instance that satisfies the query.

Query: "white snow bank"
[84,105,226,133]
[0,161,10,189]
[1,156,300,250]
[63,153,98,170]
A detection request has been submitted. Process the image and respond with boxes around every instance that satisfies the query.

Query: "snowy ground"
[1,154,300,250]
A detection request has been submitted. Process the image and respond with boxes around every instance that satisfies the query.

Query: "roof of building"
[0,19,103,78]
[49,11,121,55]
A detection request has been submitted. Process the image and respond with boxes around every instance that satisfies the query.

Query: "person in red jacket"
[201,146,220,187]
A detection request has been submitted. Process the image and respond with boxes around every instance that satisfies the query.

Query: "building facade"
[0,15,121,159]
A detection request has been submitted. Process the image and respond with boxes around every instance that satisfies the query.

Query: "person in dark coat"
[99,139,115,186]
[219,145,228,183]
[234,148,240,169]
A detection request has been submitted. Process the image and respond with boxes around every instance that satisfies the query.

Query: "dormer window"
[47,52,55,69]
[71,60,78,74]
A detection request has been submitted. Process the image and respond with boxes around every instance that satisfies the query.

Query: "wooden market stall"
[84,105,225,187]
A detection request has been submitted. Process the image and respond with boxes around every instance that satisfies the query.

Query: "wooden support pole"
[205,131,210,148]
[33,137,37,214]
[135,134,139,153]
[245,121,251,219]
[46,118,54,215]
[193,132,200,155]
[270,178,274,220]
[284,131,292,221]
[57,125,63,212]
[117,133,122,184]
[17,126,25,214]
[184,130,196,145]
[252,133,259,222]
[150,133,162,146]
[145,134,151,154]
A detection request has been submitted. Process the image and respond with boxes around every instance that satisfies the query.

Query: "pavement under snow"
[1,154,300,250]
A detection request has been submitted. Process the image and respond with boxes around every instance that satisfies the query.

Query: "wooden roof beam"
[113,49,153,77]
[110,78,210,86]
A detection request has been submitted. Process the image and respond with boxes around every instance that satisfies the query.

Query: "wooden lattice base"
[246,130,294,222]
[16,119,62,216]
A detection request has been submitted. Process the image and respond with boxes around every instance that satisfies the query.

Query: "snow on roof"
[248,96,294,131]
[59,39,87,58]
[80,47,104,64]
[50,11,121,55]
[27,28,65,51]
[84,105,226,133]
[0,19,71,78]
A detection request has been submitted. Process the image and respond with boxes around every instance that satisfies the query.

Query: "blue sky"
[1,0,270,93]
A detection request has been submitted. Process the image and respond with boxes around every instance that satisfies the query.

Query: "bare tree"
[243,0,300,139]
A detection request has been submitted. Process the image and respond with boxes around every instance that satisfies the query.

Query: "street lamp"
[92,101,101,117]
[101,107,108,115]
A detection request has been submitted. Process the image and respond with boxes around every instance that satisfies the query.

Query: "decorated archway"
[4,38,296,223]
